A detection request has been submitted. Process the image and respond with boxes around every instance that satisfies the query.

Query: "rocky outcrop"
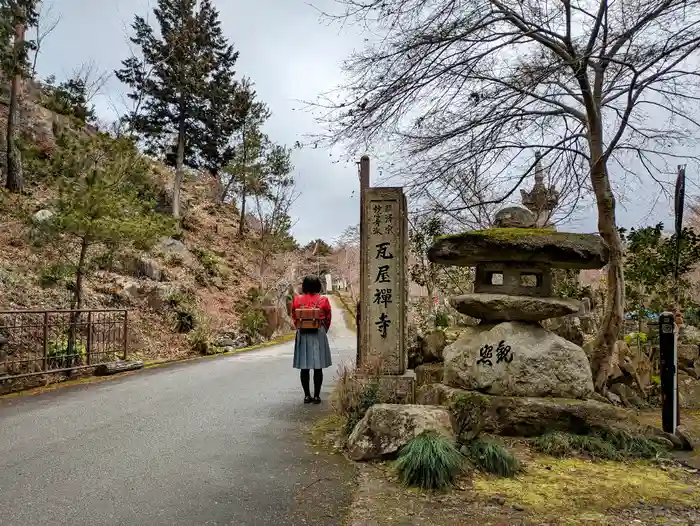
[346,404,456,461]
[156,237,196,267]
[450,293,580,322]
[416,384,639,439]
[422,330,447,362]
[443,321,594,399]
[415,362,444,387]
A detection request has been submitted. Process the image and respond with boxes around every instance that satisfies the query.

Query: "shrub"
[434,310,450,328]
[39,263,73,288]
[463,438,520,477]
[174,308,197,333]
[191,247,220,276]
[395,431,464,490]
[47,336,87,369]
[240,309,268,344]
[188,325,214,355]
[343,379,380,436]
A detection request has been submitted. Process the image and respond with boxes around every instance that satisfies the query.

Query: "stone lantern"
[426,206,609,399]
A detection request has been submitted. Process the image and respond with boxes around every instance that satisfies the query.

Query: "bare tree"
[314,0,700,390]
[69,60,110,103]
[30,1,61,77]
[332,224,360,301]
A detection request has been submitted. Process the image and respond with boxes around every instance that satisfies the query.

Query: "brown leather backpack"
[295,296,323,330]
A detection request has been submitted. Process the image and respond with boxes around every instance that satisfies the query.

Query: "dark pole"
[674,164,686,314]
[659,312,678,432]
[357,155,370,367]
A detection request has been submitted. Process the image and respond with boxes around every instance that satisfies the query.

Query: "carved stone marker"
[361,187,408,375]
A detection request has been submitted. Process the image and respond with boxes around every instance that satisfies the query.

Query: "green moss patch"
[473,456,699,524]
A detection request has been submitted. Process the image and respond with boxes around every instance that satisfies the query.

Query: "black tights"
[300,369,323,398]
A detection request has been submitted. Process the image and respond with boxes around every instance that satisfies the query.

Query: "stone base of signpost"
[357,371,416,404]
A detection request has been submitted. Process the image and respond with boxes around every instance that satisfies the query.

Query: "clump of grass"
[598,428,667,459]
[533,429,667,461]
[464,438,520,477]
[534,432,619,460]
[395,431,464,490]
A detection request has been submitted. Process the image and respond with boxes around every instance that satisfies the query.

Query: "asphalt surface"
[0,299,356,526]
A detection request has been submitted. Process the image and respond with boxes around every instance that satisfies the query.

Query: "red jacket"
[291,294,332,329]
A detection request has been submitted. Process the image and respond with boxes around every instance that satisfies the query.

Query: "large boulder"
[138,258,164,282]
[678,343,699,368]
[416,385,639,439]
[444,321,594,399]
[680,325,700,345]
[679,372,700,409]
[414,363,444,387]
[156,237,196,267]
[550,316,585,346]
[346,404,456,461]
[422,330,447,362]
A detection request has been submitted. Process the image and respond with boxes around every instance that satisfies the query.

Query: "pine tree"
[115,0,238,218]
[33,133,174,311]
[196,52,241,181]
[219,78,270,234]
[0,0,39,193]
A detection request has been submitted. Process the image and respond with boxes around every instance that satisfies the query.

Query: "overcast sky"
[35,0,698,244]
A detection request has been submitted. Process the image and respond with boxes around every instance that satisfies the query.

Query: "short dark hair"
[302,275,323,294]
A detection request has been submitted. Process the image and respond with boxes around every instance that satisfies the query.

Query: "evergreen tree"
[196,59,241,181]
[33,133,174,311]
[42,74,96,123]
[115,0,238,219]
[0,0,39,193]
[219,78,271,234]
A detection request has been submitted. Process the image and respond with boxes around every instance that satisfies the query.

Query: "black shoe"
[312,396,321,404]
[304,396,312,404]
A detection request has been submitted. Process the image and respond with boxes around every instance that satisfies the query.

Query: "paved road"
[0,299,356,526]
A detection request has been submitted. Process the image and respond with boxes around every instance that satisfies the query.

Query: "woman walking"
[291,275,332,404]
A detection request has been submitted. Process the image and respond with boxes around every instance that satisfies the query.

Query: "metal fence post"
[43,311,49,372]
[122,311,128,360]
[86,311,92,366]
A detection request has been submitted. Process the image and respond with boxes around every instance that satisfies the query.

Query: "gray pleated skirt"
[293,327,332,370]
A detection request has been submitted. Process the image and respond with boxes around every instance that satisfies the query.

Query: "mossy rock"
[416,384,639,440]
[428,228,609,269]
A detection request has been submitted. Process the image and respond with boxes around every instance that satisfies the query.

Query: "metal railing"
[0,309,128,380]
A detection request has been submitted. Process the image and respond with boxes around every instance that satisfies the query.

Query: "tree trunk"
[238,127,248,236]
[588,140,624,392]
[72,237,89,311]
[68,237,89,369]
[5,18,26,193]
[172,96,186,219]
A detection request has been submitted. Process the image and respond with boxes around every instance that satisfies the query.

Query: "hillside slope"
[0,80,297,392]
